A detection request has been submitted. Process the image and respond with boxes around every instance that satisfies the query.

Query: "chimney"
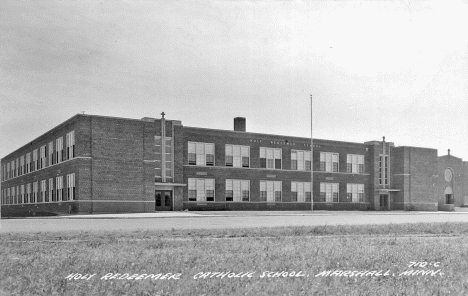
[234,117,246,132]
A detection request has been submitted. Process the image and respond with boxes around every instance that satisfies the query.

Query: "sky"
[1,0,468,160]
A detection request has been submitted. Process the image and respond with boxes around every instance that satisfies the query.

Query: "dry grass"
[1,222,468,295]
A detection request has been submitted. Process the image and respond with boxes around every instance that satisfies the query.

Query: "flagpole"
[310,94,314,211]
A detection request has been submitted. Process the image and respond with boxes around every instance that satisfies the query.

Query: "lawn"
[1,222,468,295]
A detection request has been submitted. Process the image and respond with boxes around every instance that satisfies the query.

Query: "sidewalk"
[48,210,468,219]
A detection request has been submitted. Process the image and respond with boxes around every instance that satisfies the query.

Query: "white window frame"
[225,144,250,168]
[188,142,215,166]
[379,155,389,185]
[347,154,364,173]
[40,180,46,203]
[32,149,38,171]
[347,183,365,203]
[19,155,24,176]
[260,147,282,169]
[25,153,31,174]
[40,145,46,169]
[320,152,339,172]
[291,150,311,171]
[20,184,25,204]
[56,176,63,201]
[26,183,31,204]
[15,158,19,177]
[291,181,312,202]
[188,178,215,202]
[260,180,282,202]
[67,173,75,200]
[66,131,75,160]
[225,179,250,202]
[56,137,63,163]
[48,178,54,202]
[48,142,54,166]
[320,182,339,202]
[32,181,38,203]
[12,186,16,204]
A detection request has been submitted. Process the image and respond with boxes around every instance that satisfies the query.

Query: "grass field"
[2,222,468,295]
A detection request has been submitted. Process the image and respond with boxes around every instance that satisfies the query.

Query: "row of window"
[1,174,75,205]
[1,131,75,182]
[187,142,365,173]
[187,178,365,203]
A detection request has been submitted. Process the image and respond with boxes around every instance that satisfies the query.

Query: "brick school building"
[1,113,467,216]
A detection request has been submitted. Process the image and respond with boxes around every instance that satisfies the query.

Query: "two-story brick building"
[1,113,467,217]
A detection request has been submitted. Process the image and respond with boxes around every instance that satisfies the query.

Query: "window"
[347,154,364,173]
[11,160,15,178]
[165,137,173,179]
[15,158,19,177]
[347,184,364,202]
[291,182,312,202]
[319,183,339,202]
[225,179,250,202]
[49,178,54,202]
[20,185,25,204]
[56,137,63,163]
[26,183,31,204]
[40,180,46,203]
[260,148,282,169]
[291,150,311,171]
[188,142,215,166]
[56,176,63,201]
[6,163,9,179]
[379,155,389,185]
[7,188,10,205]
[32,181,38,203]
[32,149,38,171]
[67,173,75,200]
[260,181,282,202]
[39,146,46,169]
[154,136,162,178]
[48,142,54,166]
[225,145,250,168]
[66,131,75,160]
[188,178,215,202]
[25,153,31,174]
[12,187,16,204]
[19,155,24,176]
[320,152,339,172]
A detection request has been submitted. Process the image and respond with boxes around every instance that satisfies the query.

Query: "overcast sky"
[1,0,467,160]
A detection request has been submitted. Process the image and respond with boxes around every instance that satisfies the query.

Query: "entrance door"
[155,190,172,211]
[379,194,389,210]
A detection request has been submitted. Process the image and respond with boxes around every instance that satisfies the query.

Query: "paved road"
[1,211,468,233]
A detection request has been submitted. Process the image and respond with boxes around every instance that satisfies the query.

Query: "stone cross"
[161,112,165,119]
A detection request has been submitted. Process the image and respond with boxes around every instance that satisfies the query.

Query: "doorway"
[379,194,389,210]
[155,190,172,211]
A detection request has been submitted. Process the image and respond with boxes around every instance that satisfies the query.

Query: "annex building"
[1,113,468,217]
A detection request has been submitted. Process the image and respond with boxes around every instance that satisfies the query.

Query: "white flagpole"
[310,94,314,211]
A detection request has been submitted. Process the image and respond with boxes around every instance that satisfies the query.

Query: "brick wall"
[182,127,372,210]
[392,146,438,211]
[1,115,84,216]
